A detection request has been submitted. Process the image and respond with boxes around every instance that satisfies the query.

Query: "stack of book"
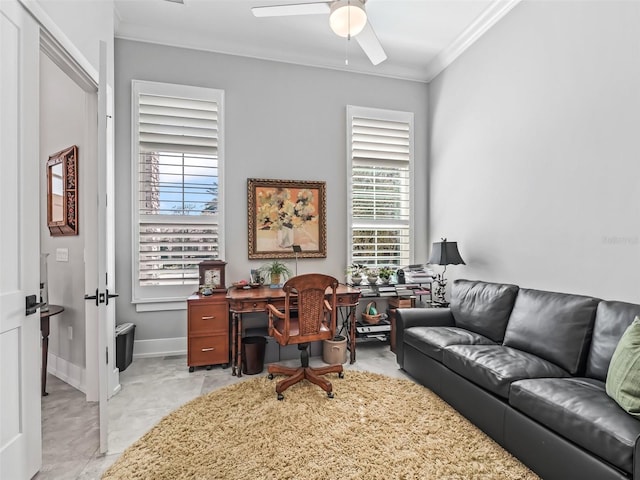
[377,285,397,297]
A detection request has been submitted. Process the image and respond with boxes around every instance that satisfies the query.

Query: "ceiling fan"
[252,0,387,66]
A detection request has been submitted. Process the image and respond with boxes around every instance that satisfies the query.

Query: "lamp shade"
[428,239,465,266]
[329,0,367,38]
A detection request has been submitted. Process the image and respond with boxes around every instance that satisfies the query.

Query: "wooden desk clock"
[198,260,227,294]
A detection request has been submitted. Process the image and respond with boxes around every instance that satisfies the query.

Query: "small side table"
[40,305,64,396]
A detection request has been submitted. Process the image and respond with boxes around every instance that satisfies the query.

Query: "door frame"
[20,0,115,456]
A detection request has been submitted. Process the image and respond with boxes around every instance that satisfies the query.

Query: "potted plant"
[378,266,395,284]
[366,267,379,285]
[346,263,366,285]
[259,260,292,286]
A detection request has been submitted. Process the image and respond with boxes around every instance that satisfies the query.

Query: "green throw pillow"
[606,316,640,417]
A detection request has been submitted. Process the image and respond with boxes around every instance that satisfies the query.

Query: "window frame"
[346,105,415,269]
[131,80,225,311]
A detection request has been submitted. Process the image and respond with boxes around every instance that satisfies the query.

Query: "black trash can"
[115,323,135,372]
[242,336,267,375]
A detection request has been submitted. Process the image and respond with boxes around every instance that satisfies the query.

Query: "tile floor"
[35,339,408,480]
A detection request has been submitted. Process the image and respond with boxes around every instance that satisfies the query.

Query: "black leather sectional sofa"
[396,279,640,480]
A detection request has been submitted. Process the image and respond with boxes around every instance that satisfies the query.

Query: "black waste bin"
[242,336,267,375]
[115,323,135,372]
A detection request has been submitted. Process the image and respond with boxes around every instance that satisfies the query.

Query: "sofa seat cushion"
[443,345,570,398]
[404,327,496,363]
[510,377,640,475]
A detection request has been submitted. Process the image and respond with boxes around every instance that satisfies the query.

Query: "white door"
[83,41,116,454]
[0,1,42,478]
[97,40,117,453]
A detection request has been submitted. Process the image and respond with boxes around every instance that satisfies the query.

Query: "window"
[132,80,224,309]
[347,106,414,269]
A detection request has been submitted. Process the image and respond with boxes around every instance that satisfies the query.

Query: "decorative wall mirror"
[47,145,78,236]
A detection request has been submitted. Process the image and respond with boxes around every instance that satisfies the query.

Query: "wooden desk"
[226,285,360,377]
[40,304,64,396]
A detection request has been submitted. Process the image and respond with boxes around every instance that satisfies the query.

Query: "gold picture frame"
[247,178,326,259]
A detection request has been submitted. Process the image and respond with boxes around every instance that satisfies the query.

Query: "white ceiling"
[114,0,520,82]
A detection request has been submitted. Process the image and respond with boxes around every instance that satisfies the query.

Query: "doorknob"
[25,294,45,315]
[84,288,99,306]
[84,288,119,306]
[105,289,119,306]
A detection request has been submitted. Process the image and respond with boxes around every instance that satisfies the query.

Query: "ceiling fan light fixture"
[329,0,367,38]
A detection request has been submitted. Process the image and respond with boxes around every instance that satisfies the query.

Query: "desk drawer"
[229,300,269,312]
[189,304,228,334]
[188,334,229,366]
[337,293,359,306]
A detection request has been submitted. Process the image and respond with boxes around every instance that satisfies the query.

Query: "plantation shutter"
[138,94,218,156]
[348,107,413,268]
[133,81,224,298]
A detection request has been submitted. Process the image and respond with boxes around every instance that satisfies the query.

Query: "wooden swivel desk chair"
[267,273,344,400]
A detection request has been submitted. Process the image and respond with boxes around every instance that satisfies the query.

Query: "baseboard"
[47,353,86,394]
[130,337,326,361]
[132,337,187,358]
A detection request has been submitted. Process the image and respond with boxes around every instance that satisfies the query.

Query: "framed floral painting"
[247,178,327,259]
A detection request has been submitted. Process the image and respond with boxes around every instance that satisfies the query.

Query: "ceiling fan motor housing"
[329,0,367,38]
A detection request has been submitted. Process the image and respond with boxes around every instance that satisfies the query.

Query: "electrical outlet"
[68,326,73,341]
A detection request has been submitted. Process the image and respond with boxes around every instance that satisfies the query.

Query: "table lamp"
[427,238,465,305]
[292,245,302,277]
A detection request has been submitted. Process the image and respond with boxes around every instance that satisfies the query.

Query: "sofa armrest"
[396,308,455,368]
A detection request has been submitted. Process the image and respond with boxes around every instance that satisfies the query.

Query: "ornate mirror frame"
[47,145,78,236]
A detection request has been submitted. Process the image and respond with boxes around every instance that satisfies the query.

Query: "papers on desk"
[403,265,435,284]
[357,283,432,298]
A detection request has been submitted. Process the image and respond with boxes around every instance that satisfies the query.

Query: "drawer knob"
[201,347,215,352]
[202,315,215,320]
[253,303,258,308]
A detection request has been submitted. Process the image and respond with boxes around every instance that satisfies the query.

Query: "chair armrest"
[323,299,332,312]
[395,308,455,369]
[266,303,285,319]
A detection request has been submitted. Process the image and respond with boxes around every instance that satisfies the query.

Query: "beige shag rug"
[102,371,538,480]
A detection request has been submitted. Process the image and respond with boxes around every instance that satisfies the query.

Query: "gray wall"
[429,0,640,302]
[115,39,429,344]
[39,53,87,368]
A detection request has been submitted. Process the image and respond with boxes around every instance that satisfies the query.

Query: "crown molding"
[424,0,521,83]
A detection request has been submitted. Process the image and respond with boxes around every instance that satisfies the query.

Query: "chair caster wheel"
[268,373,274,380]
[188,366,195,373]
[277,393,284,401]
[338,371,344,379]
[327,391,334,399]
[206,365,212,370]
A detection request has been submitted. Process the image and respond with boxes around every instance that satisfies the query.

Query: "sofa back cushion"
[503,288,599,375]
[586,301,640,381]
[450,280,519,342]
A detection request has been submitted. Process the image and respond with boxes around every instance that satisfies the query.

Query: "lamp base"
[432,273,447,305]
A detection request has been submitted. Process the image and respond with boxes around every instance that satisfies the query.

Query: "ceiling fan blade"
[252,3,330,17]
[356,21,387,66]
